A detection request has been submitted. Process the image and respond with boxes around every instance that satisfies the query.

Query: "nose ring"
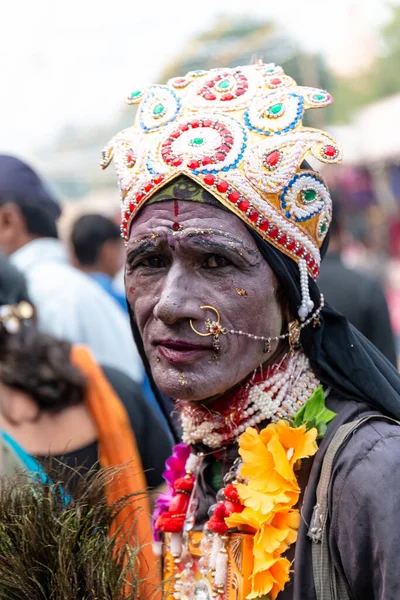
[190,305,227,351]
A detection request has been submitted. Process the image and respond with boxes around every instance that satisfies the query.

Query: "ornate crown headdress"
[101,63,342,317]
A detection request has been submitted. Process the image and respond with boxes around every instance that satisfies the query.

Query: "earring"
[189,305,227,352]
[288,320,301,354]
[263,340,272,354]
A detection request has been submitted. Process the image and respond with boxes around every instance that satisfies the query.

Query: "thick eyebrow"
[184,231,258,257]
[126,239,164,265]
[185,236,258,258]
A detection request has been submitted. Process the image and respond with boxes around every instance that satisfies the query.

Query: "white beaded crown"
[101,62,342,279]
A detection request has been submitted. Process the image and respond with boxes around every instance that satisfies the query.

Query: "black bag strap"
[309,414,400,600]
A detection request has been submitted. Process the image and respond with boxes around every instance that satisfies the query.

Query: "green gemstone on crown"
[153,103,165,116]
[268,102,284,116]
[130,90,142,98]
[302,188,317,203]
[320,220,328,234]
[191,137,205,146]
[312,93,326,102]
[218,79,231,90]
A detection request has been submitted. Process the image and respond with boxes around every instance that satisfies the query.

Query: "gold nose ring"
[190,305,227,351]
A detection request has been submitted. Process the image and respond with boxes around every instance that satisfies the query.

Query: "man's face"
[125,200,283,402]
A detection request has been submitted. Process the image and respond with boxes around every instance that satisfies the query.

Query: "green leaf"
[293,386,336,437]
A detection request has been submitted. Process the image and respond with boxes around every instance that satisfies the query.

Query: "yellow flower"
[226,421,319,600]
[247,555,292,600]
[271,420,318,464]
[252,508,300,557]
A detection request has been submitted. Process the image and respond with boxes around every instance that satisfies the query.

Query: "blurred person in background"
[0,280,170,594]
[0,254,171,492]
[318,198,397,366]
[0,155,143,382]
[70,213,127,311]
[0,251,35,476]
[69,212,171,419]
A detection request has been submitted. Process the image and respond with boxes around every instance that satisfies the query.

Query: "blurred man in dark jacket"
[318,201,397,366]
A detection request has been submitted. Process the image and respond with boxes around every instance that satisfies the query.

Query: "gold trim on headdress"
[101,62,342,279]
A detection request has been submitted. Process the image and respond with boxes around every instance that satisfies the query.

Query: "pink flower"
[163,442,191,491]
[153,443,190,540]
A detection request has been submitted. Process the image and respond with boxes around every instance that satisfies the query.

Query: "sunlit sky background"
[0,0,396,159]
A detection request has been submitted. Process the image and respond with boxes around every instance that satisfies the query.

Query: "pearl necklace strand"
[180,349,320,449]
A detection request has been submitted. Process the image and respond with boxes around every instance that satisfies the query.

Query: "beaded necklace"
[177,350,319,449]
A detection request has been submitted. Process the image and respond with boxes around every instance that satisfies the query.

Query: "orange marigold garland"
[226,420,318,599]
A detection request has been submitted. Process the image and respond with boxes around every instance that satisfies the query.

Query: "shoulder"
[330,417,400,517]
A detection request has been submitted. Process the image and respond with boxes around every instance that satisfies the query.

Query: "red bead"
[153,175,164,185]
[129,202,134,212]
[172,222,181,231]
[215,152,226,162]
[228,190,240,203]
[270,77,282,85]
[265,149,281,168]
[175,78,186,83]
[296,246,305,257]
[136,193,144,203]
[309,258,316,269]
[235,88,245,96]
[238,199,250,212]
[204,92,216,101]
[207,81,215,87]
[221,93,234,101]
[144,183,153,193]
[188,160,200,170]
[203,119,213,128]
[126,150,135,165]
[269,226,279,239]
[323,144,338,158]
[169,493,189,515]
[202,156,213,165]
[287,239,296,251]
[170,131,180,139]
[179,123,189,131]
[278,233,287,245]
[259,218,269,231]
[191,120,200,128]
[123,212,129,222]
[218,144,231,153]
[224,136,234,146]
[248,209,259,222]
[216,181,229,193]
[224,500,243,514]
[304,253,312,263]
[172,157,183,167]
[204,174,215,186]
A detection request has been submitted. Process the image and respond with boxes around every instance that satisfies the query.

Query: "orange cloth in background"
[71,345,160,598]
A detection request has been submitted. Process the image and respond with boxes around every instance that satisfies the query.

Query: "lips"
[154,338,212,364]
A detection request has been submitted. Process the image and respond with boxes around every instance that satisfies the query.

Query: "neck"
[178,349,320,449]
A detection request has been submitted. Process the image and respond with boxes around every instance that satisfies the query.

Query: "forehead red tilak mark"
[172,198,181,231]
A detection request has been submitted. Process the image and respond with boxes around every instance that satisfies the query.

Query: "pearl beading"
[226,293,324,342]
[180,349,320,449]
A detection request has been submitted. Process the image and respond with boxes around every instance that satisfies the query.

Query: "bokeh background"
[2,0,400,327]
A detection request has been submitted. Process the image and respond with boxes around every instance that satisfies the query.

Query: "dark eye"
[203,254,231,269]
[139,256,167,268]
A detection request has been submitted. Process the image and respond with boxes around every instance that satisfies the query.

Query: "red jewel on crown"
[197,69,249,102]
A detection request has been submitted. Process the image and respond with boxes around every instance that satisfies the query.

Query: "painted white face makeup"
[125,200,283,402]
